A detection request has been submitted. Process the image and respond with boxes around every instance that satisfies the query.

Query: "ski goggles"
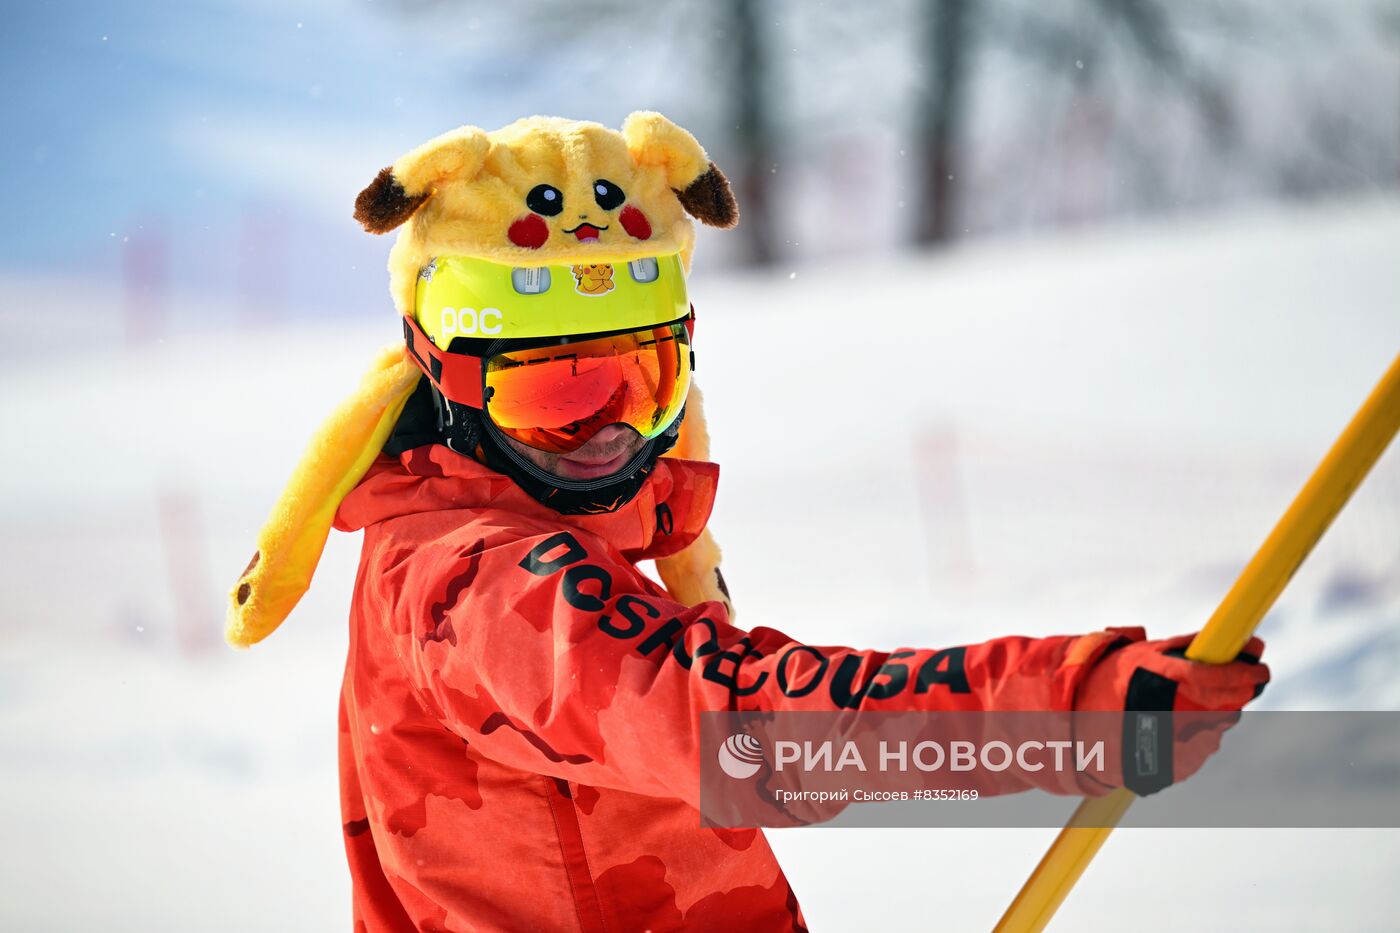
[404,314,694,455]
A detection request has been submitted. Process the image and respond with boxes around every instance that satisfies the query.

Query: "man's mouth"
[564,223,608,241]
[554,425,642,479]
[558,446,634,479]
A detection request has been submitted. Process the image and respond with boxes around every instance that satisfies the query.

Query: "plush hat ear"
[354,168,429,234]
[675,162,738,229]
[622,111,739,229]
[353,125,491,234]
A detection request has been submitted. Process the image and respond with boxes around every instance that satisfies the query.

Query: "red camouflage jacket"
[332,444,1118,932]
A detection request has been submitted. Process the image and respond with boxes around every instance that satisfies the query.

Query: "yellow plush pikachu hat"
[226,112,738,648]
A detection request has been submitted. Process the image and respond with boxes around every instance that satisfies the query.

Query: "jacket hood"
[334,444,720,564]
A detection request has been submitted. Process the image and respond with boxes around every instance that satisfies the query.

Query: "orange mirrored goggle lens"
[483,322,692,455]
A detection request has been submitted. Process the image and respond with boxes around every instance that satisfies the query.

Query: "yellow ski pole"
[994,351,1400,933]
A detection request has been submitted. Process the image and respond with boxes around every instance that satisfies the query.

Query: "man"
[229,114,1268,932]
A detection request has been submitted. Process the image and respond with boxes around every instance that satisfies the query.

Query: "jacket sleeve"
[385,523,1123,808]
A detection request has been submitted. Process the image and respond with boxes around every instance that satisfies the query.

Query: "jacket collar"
[334,444,719,563]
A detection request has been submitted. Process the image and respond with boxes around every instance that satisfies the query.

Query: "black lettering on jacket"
[829,655,883,709]
[702,637,768,695]
[776,645,829,698]
[519,532,588,576]
[672,618,723,670]
[562,564,612,612]
[866,650,915,700]
[915,646,971,694]
[600,595,658,639]
[637,618,686,657]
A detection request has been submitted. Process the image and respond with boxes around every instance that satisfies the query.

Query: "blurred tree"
[1373,0,1400,186]
[725,0,777,265]
[914,0,971,244]
[911,0,1238,246]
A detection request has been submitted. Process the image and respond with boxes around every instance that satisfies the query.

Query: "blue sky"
[0,0,697,317]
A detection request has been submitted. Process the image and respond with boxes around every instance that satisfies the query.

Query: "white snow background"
[1,198,1398,931]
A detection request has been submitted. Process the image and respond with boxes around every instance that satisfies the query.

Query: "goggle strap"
[686,304,696,372]
[402,315,484,409]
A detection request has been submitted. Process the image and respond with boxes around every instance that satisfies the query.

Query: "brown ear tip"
[676,162,739,229]
[354,166,429,234]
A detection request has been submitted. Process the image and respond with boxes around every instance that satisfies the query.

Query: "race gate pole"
[993,351,1400,933]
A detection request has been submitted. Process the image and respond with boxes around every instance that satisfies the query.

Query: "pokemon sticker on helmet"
[572,262,615,295]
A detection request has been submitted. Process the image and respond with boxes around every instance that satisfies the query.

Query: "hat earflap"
[226,346,421,647]
[656,381,734,618]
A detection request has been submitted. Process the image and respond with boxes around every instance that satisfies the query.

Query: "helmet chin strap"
[431,386,684,515]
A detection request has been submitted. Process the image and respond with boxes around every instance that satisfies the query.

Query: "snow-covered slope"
[1,198,1397,931]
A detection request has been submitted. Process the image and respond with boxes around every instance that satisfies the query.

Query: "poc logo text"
[440,306,504,337]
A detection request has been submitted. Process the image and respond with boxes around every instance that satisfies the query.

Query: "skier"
[227,114,1269,932]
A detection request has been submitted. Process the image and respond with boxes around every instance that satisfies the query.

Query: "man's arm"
[386,524,1265,807]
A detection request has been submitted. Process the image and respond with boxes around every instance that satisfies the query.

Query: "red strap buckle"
[402,315,484,409]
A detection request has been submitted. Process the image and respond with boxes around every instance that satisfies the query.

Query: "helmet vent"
[511,267,552,294]
[628,257,659,283]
